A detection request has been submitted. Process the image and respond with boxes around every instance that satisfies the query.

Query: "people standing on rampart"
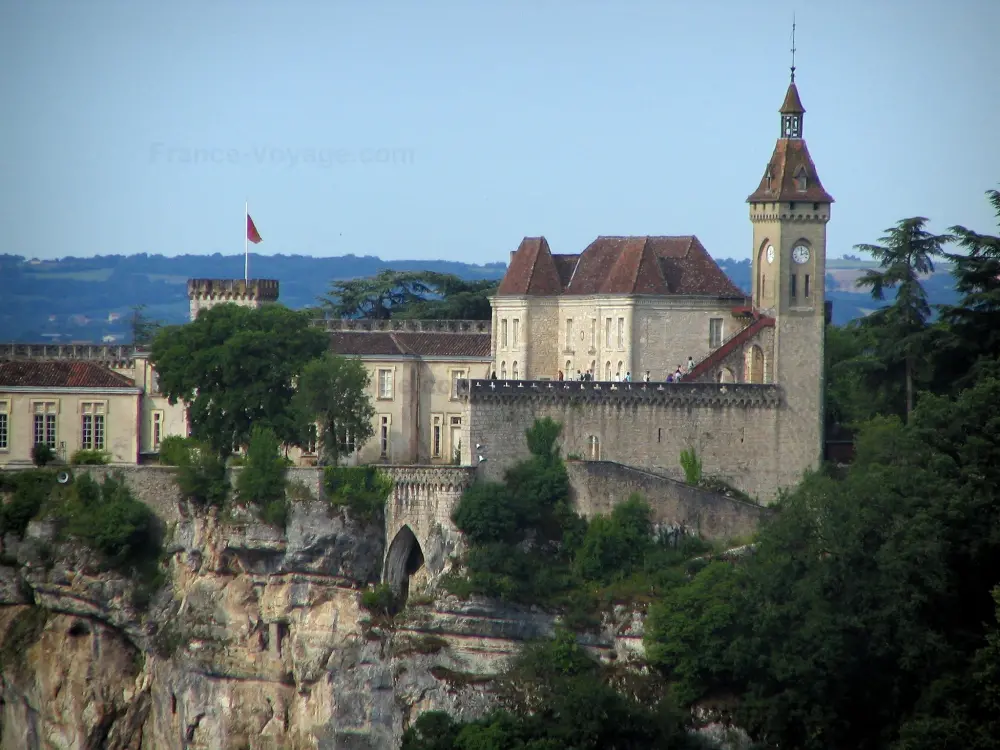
[687,356,695,373]
[644,371,651,382]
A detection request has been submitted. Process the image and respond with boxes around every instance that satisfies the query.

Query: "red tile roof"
[0,361,136,389]
[329,331,491,358]
[497,235,745,298]
[747,138,834,204]
[497,237,564,295]
[687,315,775,381]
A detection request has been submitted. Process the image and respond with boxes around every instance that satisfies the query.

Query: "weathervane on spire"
[790,14,797,83]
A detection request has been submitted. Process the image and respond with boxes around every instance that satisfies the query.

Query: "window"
[450,415,463,462]
[432,415,443,458]
[588,435,600,461]
[590,319,596,348]
[616,361,623,380]
[709,318,724,348]
[33,401,57,448]
[565,360,572,377]
[790,274,797,298]
[617,318,624,349]
[501,319,508,348]
[152,410,163,450]
[379,415,390,458]
[303,423,318,454]
[450,369,466,400]
[565,318,574,349]
[336,426,356,456]
[794,169,807,192]
[500,361,507,379]
[605,318,612,348]
[0,400,8,450]
[657,427,662,443]
[605,361,611,380]
[512,319,520,348]
[804,274,811,297]
[80,403,106,450]
[512,361,519,380]
[377,368,394,400]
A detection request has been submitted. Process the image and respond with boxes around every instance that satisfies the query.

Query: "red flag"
[247,214,262,244]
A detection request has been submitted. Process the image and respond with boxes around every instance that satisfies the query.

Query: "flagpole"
[244,200,249,282]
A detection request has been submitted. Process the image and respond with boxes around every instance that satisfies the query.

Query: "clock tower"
[747,65,834,487]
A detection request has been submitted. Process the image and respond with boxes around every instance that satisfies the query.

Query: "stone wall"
[566,461,771,540]
[465,379,785,503]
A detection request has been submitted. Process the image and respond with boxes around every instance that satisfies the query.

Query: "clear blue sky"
[2,0,997,265]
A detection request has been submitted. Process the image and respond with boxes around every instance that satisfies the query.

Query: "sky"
[1,0,997,265]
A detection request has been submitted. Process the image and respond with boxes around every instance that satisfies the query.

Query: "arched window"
[512,361,519,380]
[794,167,808,193]
[566,359,572,376]
[616,361,623,380]
[717,367,735,384]
[500,361,507,379]
[588,435,600,461]
[605,361,612,381]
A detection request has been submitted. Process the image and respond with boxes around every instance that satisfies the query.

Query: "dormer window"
[763,166,773,192]
[794,167,808,193]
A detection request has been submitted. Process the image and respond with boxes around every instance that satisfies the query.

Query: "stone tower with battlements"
[747,71,833,489]
[187,279,280,322]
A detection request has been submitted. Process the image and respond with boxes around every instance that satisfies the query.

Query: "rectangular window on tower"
[501,319,508,349]
[605,318,612,348]
[804,274,811,297]
[617,318,624,350]
[512,319,520,348]
[589,319,596,349]
[709,318,723,349]
[565,318,574,351]
[790,274,797,298]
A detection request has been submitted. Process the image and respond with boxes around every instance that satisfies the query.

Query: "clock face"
[792,245,811,264]
[765,245,775,264]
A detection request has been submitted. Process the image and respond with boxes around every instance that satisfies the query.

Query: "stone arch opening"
[384,525,425,606]
[717,367,735,383]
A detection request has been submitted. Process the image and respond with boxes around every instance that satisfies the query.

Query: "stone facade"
[565,460,771,540]
[465,379,784,502]
[186,278,279,321]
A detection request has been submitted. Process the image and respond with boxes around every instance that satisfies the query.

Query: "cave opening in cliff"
[385,525,425,609]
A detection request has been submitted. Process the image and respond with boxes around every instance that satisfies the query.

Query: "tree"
[319,270,438,319]
[150,304,328,455]
[938,188,1000,388]
[319,270,497,320]
[129,304,162,348]
[854,217,953,419]
[292,353,375,465]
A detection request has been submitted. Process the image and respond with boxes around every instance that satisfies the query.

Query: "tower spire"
[790,15,797,83]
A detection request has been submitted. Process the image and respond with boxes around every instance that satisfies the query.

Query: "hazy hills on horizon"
[0,252,960,344]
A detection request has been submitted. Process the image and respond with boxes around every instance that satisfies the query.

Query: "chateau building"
[1,71,832,502]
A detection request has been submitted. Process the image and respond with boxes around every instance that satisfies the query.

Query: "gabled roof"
[497,235,745,298]
[497,237,563,295]
[0,361,136,389]
[329,331,491,358]
[747,138,834,204]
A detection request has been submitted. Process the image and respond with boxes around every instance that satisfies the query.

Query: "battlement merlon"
[458,379,783,408]
[186,279,280,302]
[317,318,491,334]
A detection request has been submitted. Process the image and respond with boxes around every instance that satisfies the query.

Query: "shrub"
[31,443,55,467]
[0,470,58,537]
[324,466,392,522]
[679,447,703,485]
[236,427,287,505]
[158,435,196,467]
[175,442,228,508]
[70,449,111,465]
[54,473,160,572]
[361,583,397,618]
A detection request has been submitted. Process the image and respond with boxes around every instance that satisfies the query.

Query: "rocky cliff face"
[0,499,647,750]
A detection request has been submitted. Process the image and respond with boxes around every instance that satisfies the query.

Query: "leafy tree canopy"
[292,353,376,465]
[150,303,328,455]
[319,270,497,320]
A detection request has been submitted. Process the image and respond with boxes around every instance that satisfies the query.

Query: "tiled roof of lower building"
[0,361,136,389]
[329,331,492,358]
